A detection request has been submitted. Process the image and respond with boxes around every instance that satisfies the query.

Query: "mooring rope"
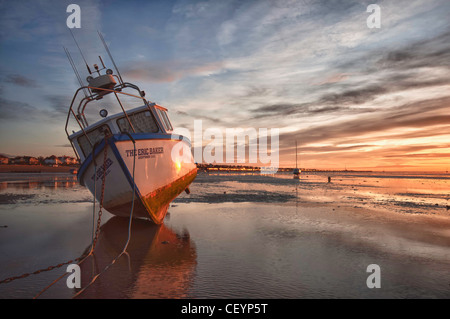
[0,134,138,299]
[71,132,136,298]
[0,139,108,288]
[32,136,110,299]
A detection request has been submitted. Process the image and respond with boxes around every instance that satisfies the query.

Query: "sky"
[0,0,449,171]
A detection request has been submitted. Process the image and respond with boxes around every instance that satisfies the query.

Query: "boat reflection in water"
[76,217,196,298]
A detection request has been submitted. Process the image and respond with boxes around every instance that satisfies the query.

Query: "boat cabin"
[68,103,173,162]
[64,51,178,163]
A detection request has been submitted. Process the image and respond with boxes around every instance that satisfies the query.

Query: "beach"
[0,171,449,299]
[0,165,78,175]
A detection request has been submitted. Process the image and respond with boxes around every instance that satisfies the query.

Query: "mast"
[293,140,300,177]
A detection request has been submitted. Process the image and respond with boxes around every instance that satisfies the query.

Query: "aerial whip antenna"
[64,46,89,98]
[98,30,124,84]
[99,55,106,68]
[69,28,92,75]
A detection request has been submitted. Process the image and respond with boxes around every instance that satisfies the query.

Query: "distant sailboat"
[293,140,300,179]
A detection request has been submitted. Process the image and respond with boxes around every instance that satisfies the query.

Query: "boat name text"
[125,147,164,159]
[91,158,113,181]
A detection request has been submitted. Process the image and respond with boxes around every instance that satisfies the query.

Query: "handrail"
[113,91,136,133]
[65,82,152,161]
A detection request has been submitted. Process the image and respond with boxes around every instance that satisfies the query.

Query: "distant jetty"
[196,164,372,173]
[1,162,372,174]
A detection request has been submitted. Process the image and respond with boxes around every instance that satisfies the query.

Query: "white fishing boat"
[64,33,197,224]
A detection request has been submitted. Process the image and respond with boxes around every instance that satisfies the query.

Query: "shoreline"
[0,164,79,174]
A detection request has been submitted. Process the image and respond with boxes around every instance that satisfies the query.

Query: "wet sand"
[0,164,78,174]
[0,171,449,298]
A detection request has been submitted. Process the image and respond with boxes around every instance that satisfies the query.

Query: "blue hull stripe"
[106,137,146,213]
[77,134,146,217]
[77,139,107,185]
[77,132,191,184]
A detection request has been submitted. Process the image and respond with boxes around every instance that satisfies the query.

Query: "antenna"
[69,29,92,75]
[64,47,88,98]
[98,30,124,84]
[99,55,106,68]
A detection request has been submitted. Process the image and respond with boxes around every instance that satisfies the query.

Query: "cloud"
[309,30,450,107]
[278,96,450,150]
[122,60,224,83]
[374,31,450,71]
[314,73,350,85]
[45,95,71,116]
[172,1,214,19]
[318,85,388,106]
[0,0,102,44]
[251,103,345,118]
[383,153,450,158]
[336,30,450,77]
[316,76,449,107]
[0,94,71,122]
[0,97,39,120]
[4,74,39,88]
[1,0,449,166]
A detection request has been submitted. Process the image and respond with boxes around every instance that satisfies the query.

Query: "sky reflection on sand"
[0,171,449,298]
[178,171,450,216]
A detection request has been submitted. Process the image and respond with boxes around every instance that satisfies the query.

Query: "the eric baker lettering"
[125,147,164,159]
[181,303,268,316]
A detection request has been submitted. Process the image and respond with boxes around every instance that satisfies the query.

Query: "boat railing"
[65,82,153,161]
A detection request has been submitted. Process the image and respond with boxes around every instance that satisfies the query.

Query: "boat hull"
[78,133,197,224]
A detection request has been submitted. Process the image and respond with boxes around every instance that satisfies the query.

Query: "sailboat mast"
[295,140,298,169]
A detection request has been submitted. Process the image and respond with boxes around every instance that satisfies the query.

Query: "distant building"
[10,157,21,165]
[11,156,39,165]
[27,157,39,165]
[0,155,9,165]
[44,155,62,166]
[58,156,78,165]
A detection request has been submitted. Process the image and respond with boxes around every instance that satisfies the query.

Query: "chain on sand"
[0,137,109,286]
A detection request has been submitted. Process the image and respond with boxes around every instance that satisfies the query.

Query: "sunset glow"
[0,0,449,171]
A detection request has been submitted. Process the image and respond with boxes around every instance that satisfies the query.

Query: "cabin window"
[116,110,159,134]
[156,108,173,131]
[77,125,112,157]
